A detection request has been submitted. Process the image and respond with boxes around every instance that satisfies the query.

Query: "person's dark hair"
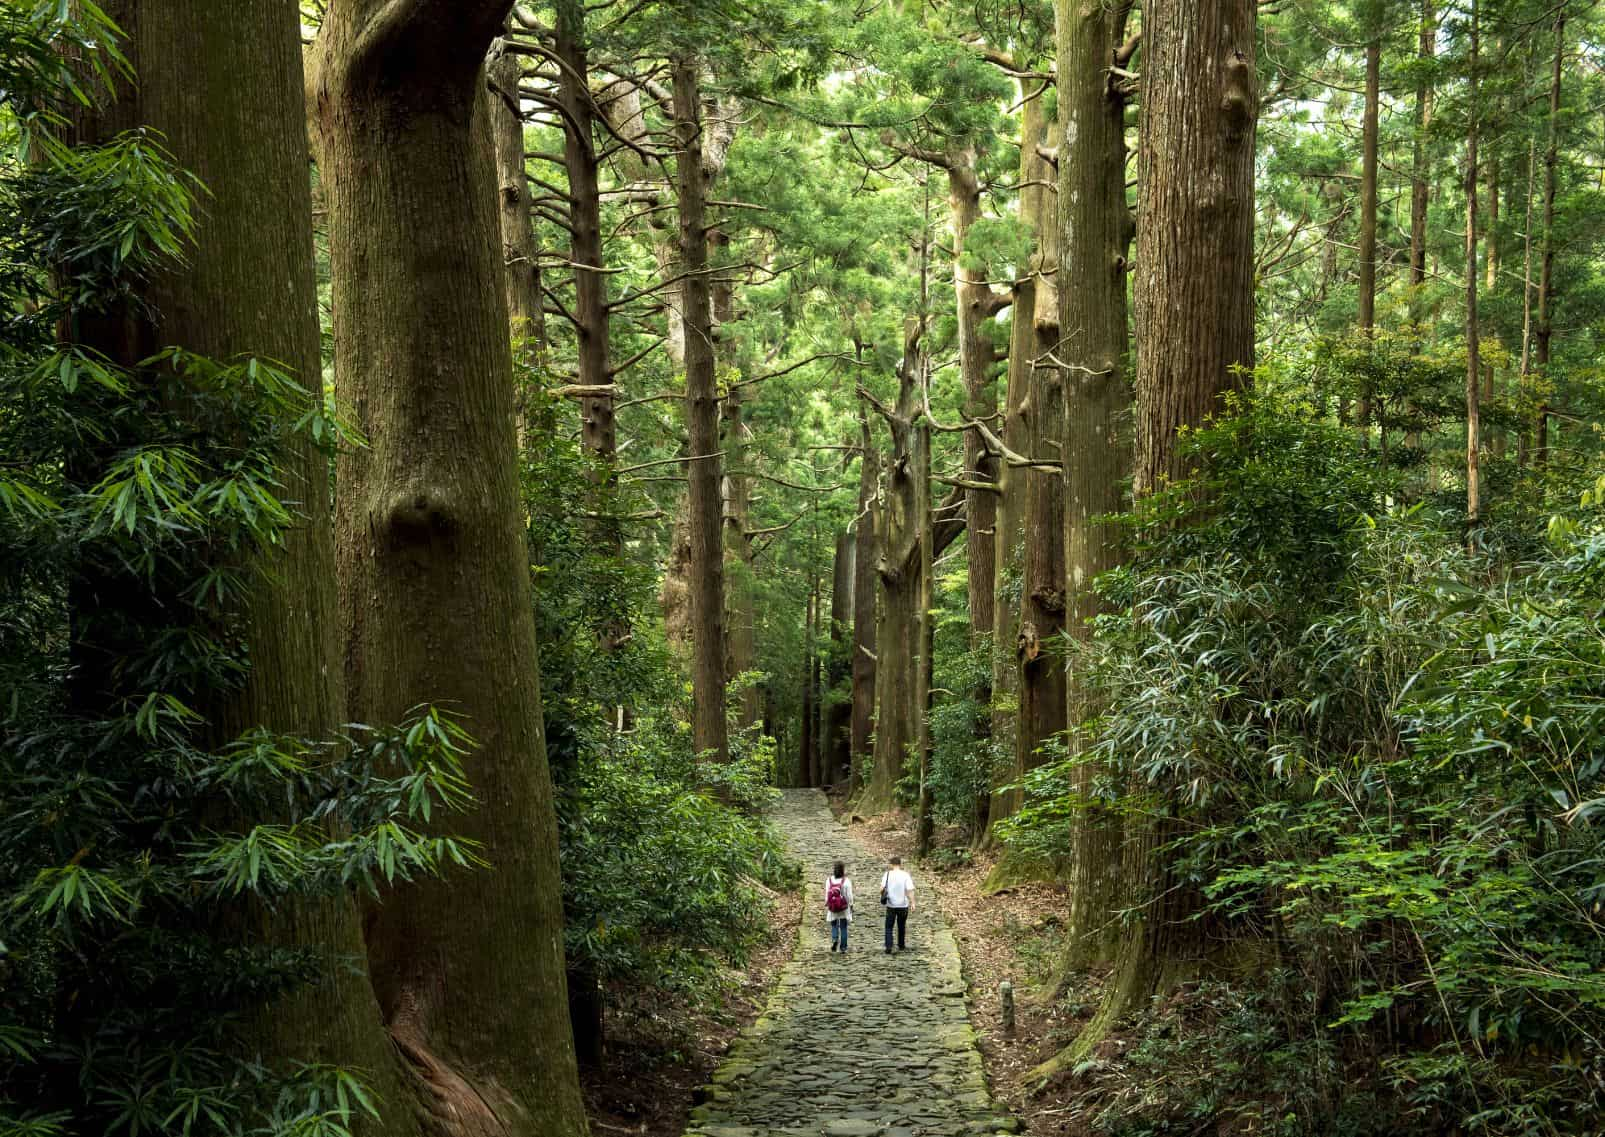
[889,855,902,866]
[832,861,845,879]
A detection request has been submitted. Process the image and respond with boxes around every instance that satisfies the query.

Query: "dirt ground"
[577,881,802,1137]
[827,790,1106,1136]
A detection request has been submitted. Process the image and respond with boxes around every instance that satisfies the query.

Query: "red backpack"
[826,878,848,913]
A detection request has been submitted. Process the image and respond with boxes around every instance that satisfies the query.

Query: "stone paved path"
[686,789,1018,1137]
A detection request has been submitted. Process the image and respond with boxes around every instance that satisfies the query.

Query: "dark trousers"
[884,905,908,950]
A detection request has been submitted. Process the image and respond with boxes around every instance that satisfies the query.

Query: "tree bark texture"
[984,88,1045,845]
[850,415,880,789]
[826,529,855,783]
[1358,36,1380,337]
[1093,0,1259,1041]
[311,3,588,1134]
[1132,0,1258,497]
[799,583,817,785]
[554,0,614,465]
[913,410,936,859]
[1535,10,1564,466]
[77,5,420,1130]
[487,44,545,438]
[673,56,730,761]
[1057,0,1134,967]
[948,157,1002,644]
[722,380,761,731]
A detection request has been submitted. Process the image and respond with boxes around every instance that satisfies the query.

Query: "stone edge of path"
[683,798,1023,1137]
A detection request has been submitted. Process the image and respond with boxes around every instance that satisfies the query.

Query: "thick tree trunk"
[850,415,880,790]
[1038,0,1259,1075]
[1465,3,1482,525]
[673,57,729,761]
[78,5,420,1129]
[1132,0,1257,497]
[1057,0,1134,966]
[311,4,587,1134]
[1534,11,1564,467]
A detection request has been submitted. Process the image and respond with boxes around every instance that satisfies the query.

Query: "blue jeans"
[884,906,908,950]
[830,918,849,950]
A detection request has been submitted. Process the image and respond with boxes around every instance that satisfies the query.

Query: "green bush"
[1006,394,1605,1134]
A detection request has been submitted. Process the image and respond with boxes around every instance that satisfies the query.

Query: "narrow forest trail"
[686,790,1018,1137]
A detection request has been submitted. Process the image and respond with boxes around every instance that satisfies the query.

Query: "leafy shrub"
[1007,394,1605,1134]
[0,14,475,1131]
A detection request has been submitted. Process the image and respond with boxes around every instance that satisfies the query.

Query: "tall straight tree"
[1408,0,1436,312]
[1057,0,1135,965]
[849,414,880,785]
[1034,0,1260,1077]
[985,86,1044,841]
[310,2,588,1133]
[75,4,417,1127]
[1132,0,1257,496]
[673,55,731,762]
[1534,6,1565,464]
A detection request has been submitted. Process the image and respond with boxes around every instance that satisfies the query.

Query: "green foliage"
[1007,394,1605,1134]
[521,382,793,1007]
[0,15,478,1134]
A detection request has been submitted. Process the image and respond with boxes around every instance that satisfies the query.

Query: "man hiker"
[879,855,914,953]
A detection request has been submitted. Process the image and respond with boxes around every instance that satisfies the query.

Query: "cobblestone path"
[687,789,1018,1137]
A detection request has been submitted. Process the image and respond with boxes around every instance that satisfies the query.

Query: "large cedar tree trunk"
[76,5,419,1129]
[1057,0,1134,965]
[311,3,588,1134]
[1035,0,1260,1080]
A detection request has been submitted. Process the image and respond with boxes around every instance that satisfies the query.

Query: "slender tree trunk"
[311,4,588,1133]
[1518,131,1536,468]
[720,281,760,730]
[1409,1,1436,315]
[555,0,614,466]
[78,5,420,1129]
[948,159,1002,644]
[1357,31,1380,433]
[800,583,817,785]
[1465,1,1482,526]
[984,89,1043,844]
[1009,266,1067,843]
[673,56,729,761]
[488,43,544,439]
[1358,34,1380,337]
[826,529,855,784]
[914,408,935,859]
[1057,0,1134,966]
[1535,10,1564,468]
[850,414,880,791]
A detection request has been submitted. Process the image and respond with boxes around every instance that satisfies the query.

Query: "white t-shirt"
[881,867,914,908]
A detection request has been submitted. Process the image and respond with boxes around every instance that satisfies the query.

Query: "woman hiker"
[824,860,854,953]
